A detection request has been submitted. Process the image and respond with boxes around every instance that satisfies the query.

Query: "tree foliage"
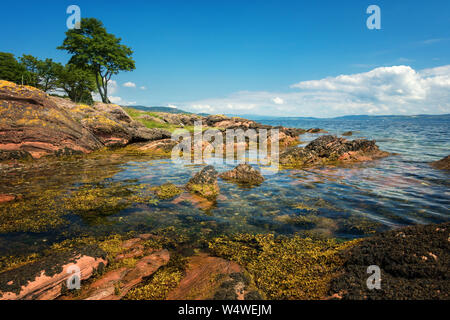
[20,55,63,92]
[58,18,135,103]
[56,64,97,104]
[0,52,26,84]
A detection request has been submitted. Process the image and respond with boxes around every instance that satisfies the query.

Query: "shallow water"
[0,116,449,257]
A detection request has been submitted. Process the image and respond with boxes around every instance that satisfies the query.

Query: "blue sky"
[1,0,450,117]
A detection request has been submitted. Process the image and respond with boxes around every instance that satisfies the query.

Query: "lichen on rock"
[219,164,264,186]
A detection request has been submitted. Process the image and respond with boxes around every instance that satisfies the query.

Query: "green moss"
[209,234,358,299]
[152,183,183,200]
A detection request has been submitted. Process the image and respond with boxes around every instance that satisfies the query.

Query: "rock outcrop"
[280,135,389,167]
[0,80,103,158]
[431,155,450,170]
[185,165,220,200]
[0,81,172,158]
[219,164,264,186]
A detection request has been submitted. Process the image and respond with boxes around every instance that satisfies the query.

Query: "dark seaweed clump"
[330,222,450,300]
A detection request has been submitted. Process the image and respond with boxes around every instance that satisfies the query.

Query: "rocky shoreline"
[0,81,449,300]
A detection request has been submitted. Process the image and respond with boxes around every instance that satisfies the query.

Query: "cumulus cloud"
[167,104,178,109]
[123,82,136,88]
[180,65,450,117]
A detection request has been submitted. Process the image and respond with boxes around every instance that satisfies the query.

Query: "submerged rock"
[342,131,353,136]
[431,155,450,170]
[219,164,264,186]
[153,183,183,200]
[329,222,450,300]
[280,135,389,167]
[185,165,220,200]
[166,253,251,300]
[306,128,327,133]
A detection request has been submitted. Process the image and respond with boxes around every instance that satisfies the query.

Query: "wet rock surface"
[185,165,220,200]
[219,164,265,186]
[166,253,256,300]
[0,245,107,300]
[280,135,389,167]
[431,155,450,170]
[329,222,450,300]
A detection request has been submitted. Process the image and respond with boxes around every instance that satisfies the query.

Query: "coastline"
[0,81,449,300]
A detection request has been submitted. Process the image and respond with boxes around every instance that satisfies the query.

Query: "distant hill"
[126,105,192,114]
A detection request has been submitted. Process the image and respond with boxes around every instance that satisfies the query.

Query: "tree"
[58,18,135,103]
[0,52,26,84]
[20,55,63,92]
[56,64,97,104]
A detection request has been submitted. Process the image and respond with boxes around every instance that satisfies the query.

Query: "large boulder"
[280,135,389,167]
[431,155,450,170]
[185,165,220,200]
[219,164,264,186]
[0,81,103,158]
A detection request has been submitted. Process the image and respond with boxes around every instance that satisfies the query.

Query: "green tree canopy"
[57,18,135,103]
[0,52,26,84]
[57,64,97,104]
[20,55,63,92]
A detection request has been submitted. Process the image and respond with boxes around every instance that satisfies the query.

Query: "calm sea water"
[0,116,449,256]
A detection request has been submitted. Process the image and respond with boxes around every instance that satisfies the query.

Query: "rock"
[219,164,264,186]
[172,192,216,211]
[306,128,327,133]
[0,150,33,161]
[431,155,450,170]
[329,222,450,300]
[0,81,103,158]
[0,246,107,300]
[83,249,170,300]
[342,131,353,136]
[205,115,229,126]
[166,253,251,300]
[131,128,171,142]
[0,194,16,204]
[280,135,389,167]
[185,165,220,200]
[139,139,177,153]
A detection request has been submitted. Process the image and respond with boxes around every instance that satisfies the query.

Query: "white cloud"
[109,96,123,104]
[179,65,450,117]
[167,104,178,109]
[123,82,136,88]
[272,97,284,105]
[140,86,147,90]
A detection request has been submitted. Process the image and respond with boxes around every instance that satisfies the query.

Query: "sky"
[1,0,450,117]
